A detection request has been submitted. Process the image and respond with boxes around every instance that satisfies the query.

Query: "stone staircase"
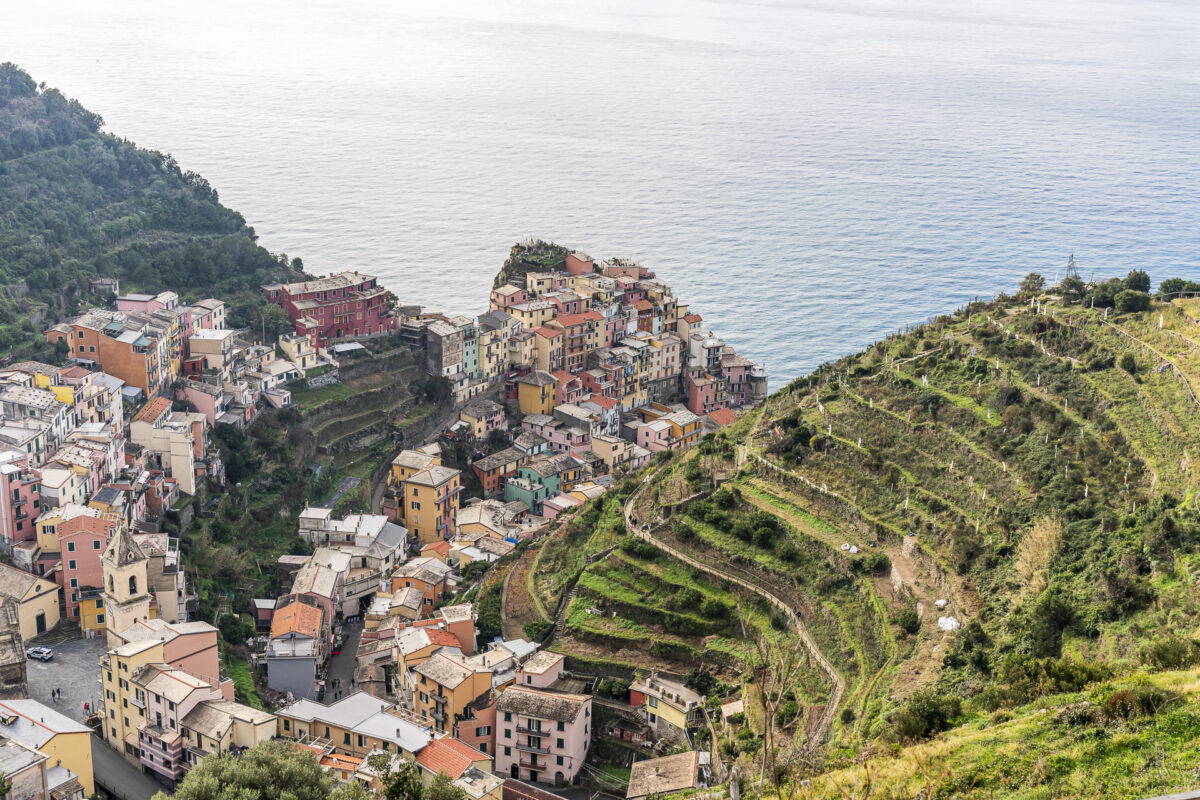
[30,620,81,647]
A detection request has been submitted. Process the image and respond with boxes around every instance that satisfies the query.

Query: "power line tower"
[1065,252,1080,282]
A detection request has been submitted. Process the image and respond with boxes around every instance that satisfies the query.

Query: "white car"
[25,647,53,662]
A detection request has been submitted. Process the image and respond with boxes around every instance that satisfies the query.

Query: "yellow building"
[34,504,112,556]
[0,699,95,795]
[80,592,107,638]
[0,563,60,640]
[516,371,557,416]
[413,652,492,735]
[631,672,704,737]
[100,637,165,757]
[530,329,563,373]
[276,692,432,758]
[180,699,276,759]
[401,466,462,547]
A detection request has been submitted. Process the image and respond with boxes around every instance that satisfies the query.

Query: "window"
[557,721,565,731]
[504,712,512,722]
[504,746,511,757]
[68,560,77,571]
[170,719,176,730]
[123,698,128,708]
[97,614,105,624]
[358,735,365,748]
[283,719,291,732]
[93,539,102,549]
[504,728,511,739]
[70,578,78,588]
[168,701,175,712]
[96,599,104,608]
[66,541,75,552]
[526,676,532,684]
[648,696,658,708]
[557,756,564,766]
[476,726,491,736]
[343,733,351,745]
[557,738,564,749]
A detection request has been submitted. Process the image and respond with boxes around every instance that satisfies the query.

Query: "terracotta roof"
[421,541,451,559]
[271,601,324,639]
[321,754,364,771]
[551,371,578,385]
[585,394,618,410]
[132,397,171,424]
[552,313,597,328]
[632,300,653,312]
[531,327,561,339]
[706,408,737,427]
[425,629,461,649]
[415,737,487,779]
[684,314,702,323]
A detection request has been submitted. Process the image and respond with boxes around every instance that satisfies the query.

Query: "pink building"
[634,420,673,452]
[134,663,224,786]
[564,253,593,276]
[685,370,729,416]
[521,416,589,456]
[495,685,592,785]
[551,372,586,406]
[490,286,528,311]
[0,450,40,551]
[59,514,117,622]
[116,291,178,314]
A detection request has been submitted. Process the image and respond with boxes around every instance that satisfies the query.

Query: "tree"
[1058,275,1086,303]
[254,303,293,342]
[427,773,467,800]
[1120,352,1137,375]
[1123,269,1152,293]
[154,741,366,800]
[367,752,427,800]
[1018,272,1045,295]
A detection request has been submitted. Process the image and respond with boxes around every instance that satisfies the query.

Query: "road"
[325,619,363,700]
[26,635,164,800]
[320,476,361,508]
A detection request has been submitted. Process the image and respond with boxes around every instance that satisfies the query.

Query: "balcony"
[514,724,546,736]
[515,742,550,755]
[518,756,544,770]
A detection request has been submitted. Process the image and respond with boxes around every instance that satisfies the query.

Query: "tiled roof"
[132,397,171,424]
[415,737,487,780]
[271,601,324,639]
[706,408,737,427]
[495,686,589,723]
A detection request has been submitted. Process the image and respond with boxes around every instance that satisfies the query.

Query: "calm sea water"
[4,0,1200,389]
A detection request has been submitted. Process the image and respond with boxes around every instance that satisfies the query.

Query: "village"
[0,243,764,800]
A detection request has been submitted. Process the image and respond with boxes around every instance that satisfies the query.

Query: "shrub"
[1115,289,1151,314]
[892,690,961,742]
[895,605,920,635]
[1119,352,1137,375]
[1143,636,1200,670]
[523,621,553,641]
[840,707,856,724]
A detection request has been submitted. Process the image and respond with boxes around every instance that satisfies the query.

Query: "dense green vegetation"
[0,63,300,357]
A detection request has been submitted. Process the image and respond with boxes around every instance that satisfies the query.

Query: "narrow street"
[325,619,363,699]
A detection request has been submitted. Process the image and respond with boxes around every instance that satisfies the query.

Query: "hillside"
[0,63,301,358]
[501,272,1200,797]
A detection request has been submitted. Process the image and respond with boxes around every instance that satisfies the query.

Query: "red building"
[264,271,397,348]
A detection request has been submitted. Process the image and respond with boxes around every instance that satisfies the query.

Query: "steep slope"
[0,63,301,355]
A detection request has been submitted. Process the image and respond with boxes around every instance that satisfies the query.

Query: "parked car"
[25,646,53,662]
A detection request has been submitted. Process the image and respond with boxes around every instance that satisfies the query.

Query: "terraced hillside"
[513,276,1200,796]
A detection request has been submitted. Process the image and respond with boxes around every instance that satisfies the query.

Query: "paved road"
[320,476,361,509]
[92,738,165,800]
[325,619,363,700]
[26,635,164,800]
[26,635,106,723]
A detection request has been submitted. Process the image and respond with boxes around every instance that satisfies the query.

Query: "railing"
[515,742,550,755]
[514,725,545,736]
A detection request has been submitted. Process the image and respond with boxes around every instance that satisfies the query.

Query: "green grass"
[224,655,265,709]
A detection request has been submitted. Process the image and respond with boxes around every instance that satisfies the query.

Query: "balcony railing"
[514,725,545,736]
[515,742,550,755]
[518,757,544,770]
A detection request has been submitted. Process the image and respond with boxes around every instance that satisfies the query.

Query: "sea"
[4,0,1200,390]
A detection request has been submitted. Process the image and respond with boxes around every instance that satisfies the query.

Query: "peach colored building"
[59,514,118,623]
